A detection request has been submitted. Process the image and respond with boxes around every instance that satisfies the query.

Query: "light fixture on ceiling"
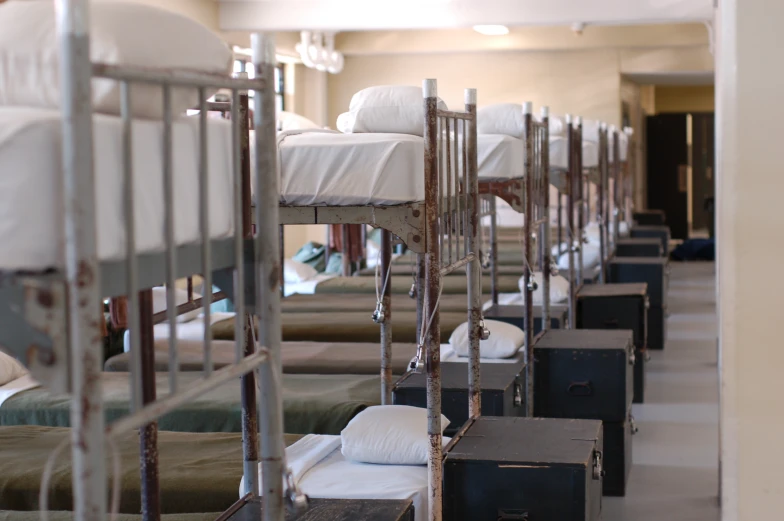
[295,31,344,74]
[473,25,509,36]
[571,22,586,36]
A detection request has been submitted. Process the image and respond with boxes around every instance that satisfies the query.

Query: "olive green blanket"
[0,425,302,514]
[0,373,378,435]
[105,339,416,376]
[281,293,482,314]
[212,311,470,344]
[308,275,520,295]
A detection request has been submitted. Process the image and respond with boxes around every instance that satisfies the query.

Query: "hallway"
[604,262,720,521]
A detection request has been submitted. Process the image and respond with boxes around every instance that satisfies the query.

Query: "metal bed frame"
[276,81,482,521]
[0,2,293,520]
[478,103,550,415]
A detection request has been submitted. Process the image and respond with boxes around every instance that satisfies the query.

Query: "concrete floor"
[603,262,721,521]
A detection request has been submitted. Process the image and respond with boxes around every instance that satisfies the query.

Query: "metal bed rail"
[418,80,481,521]
[597,123,609,283]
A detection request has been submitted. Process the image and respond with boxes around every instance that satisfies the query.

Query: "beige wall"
[329,49,623,128]
[717,0,784,518]
[654,85,715,113]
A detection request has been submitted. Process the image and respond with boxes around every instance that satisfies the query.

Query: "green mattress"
[354,264,525,277]
[105,339,416,376]
[393,250,526,266]
[0,425,301,514]
[0,373,378,435]
[282,293,485,314]
[307,275,520,295]
[213,311,471,344]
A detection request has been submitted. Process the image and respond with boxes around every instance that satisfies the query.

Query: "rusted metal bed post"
[540,107,552,332]
[252,33,287,521]
[423,78,443,521]
[597,123,608,283]
[522,102,535,416]
[138,289,160,521]
[612,128,622,252]
[488,196,499,306]
[464,89,482,420]
[565,115,576,329]
[380,228,393,404]
[575,117,585,290]
[56,2,108,520]
[235,88,260,498]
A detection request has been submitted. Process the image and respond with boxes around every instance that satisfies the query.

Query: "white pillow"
[450,319,524,359]
[336,111,355,133]
[284,259,318,284]
[341,405,450,465]
[151,286,202,323]
[0,1,233,119]
[477,103,524,138]
[0,351,28,387]
[581,119,602,143]
[518,272,570,304]
[557,242,601,271]
[339,85,448,137]
[477,104,567,138]
[277,111,321,132]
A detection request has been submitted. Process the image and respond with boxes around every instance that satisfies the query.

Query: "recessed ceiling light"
[473,25,509,36]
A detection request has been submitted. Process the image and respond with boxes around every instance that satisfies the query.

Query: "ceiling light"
[473,25,509,36]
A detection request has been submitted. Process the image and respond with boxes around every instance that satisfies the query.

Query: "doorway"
[646,112,715,240]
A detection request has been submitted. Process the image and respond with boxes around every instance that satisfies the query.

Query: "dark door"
[692,113,715,234]
[646,114,689,240]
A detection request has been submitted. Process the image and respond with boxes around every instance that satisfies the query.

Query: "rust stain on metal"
[268,265,280,289]
[37,290,54,308]
[412,209,421,218]
[76,260,94,288]
[413,235,421,243]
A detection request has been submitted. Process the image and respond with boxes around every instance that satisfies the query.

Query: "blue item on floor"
[670,238,715,261]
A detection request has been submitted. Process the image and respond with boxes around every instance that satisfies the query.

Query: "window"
[233,59,284,113]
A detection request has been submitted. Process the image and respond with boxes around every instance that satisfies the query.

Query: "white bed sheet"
[549,136,599,170]
[0,107,235,271]
[283,273,338,297]
[241,435,429,521]
[276,131,424,206]
[477,134,523,180]
[0,374,41,407]
[122,311,235,353]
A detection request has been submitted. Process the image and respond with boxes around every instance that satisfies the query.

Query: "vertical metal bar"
[56,2,107,519]
[541,107,551,331]
[457,119,464,260]
[613,129,621,252]
[464,89,482,420]
[489,196,498,305]
[576,118,584,288]
[423,79,443,521]
[380,229,393,404]
[462,118,469,258]
[232,86,247,365]
[598,125,607,283]
[162,85,179,394]
[341,224,351,276]
[279,226,285,295]
[566,116,576,329]
[120,81,142,414]
[444,118,452,266]
[522,102,534,416]
[138,289,160,521]
[252,33,286,521]
[198,91,213,378]
[235,89,259,499]
[416,253,425,340]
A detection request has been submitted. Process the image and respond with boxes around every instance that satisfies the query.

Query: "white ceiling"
[219,0,714,32]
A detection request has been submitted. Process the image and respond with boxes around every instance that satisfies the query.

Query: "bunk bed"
[0,2,294,520]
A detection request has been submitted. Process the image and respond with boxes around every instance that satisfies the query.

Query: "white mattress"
[241,434,429,521]
[0,374,41,408]
[122,311,235,352]
[477,134,523,180]
[0,107,234,271]
[283,273,337,297]
[276,131,424,206]
[549,136,599,170]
